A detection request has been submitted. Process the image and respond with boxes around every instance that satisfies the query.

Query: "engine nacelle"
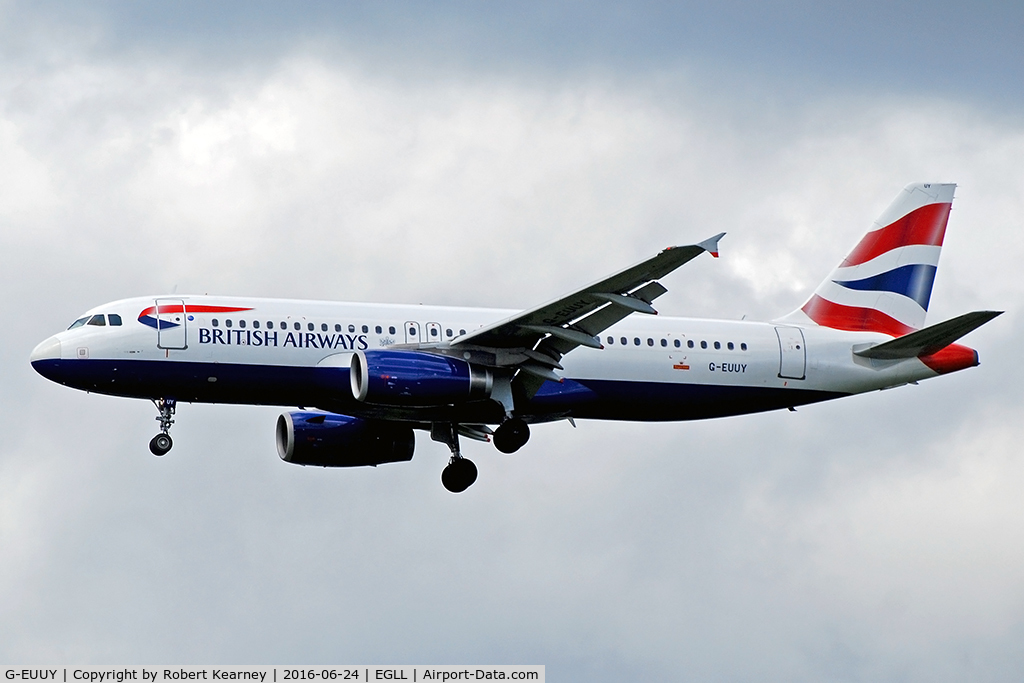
[276,411,415,467]
[350,349,493,406]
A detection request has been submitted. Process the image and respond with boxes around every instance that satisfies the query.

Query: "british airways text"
[198,328,369,350]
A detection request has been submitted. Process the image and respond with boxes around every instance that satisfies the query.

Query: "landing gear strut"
[493,417,530,454]
[432,423,478,493]
[149,398,176,456]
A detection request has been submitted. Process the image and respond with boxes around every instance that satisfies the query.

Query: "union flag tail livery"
[30,183,1000,493]
[794,182,954,336]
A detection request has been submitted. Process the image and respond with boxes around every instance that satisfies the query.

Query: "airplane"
[30,182,1001,492]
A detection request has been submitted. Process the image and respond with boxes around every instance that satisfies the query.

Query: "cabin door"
[155,298,188,350]
[775,326,805,380]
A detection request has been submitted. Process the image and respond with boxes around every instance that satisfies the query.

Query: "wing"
[452,233,725,398]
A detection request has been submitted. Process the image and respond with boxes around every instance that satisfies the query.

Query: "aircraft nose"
[30,336,62,363]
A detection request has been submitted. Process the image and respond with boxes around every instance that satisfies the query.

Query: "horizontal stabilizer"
[854,310,1002,360]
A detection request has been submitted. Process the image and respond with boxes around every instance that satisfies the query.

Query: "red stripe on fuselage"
[139,304,254,317]
[801,294,916,336]
[842,202,951,267]
[920,343,979,375]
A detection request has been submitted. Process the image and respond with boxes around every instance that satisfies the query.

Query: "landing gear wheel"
[493,418,530,454]
[441,458,478,493]
[149,398,177,456]
[149,433,173,456]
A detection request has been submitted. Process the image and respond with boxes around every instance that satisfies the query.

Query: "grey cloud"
[2,14,1024,682]
[5,2,1024,108]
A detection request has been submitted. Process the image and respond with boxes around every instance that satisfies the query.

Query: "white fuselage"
[30,295,952,425]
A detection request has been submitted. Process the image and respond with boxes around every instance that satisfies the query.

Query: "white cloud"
[748,407,1024,642]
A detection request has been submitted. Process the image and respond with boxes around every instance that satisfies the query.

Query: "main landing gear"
[432,423,478,494]
[432,418,532,493]
[442,458,478,494]
[493,417,530,454]
[149,398,176,456]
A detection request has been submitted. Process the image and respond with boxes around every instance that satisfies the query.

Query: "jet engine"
[276,411,415,467]
[350,349,493,406]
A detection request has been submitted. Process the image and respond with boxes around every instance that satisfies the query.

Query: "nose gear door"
[155,299,188,350]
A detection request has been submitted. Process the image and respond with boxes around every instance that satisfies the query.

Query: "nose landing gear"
[149,433,172,455]
[149,398,176,456]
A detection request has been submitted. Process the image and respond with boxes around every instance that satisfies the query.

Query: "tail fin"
[785,182,956,336]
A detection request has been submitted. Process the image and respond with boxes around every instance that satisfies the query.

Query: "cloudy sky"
[3,1,1023,679]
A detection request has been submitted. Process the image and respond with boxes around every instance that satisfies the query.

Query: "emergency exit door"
[404,321,421,344]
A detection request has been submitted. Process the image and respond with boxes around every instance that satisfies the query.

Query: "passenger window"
[741,343,748,351]
[409,326,416,336]
[108,314,122,326]
[376,326,383,334]
[239,320,246,328]
[226,319,233,328]
[294,322,301,330]
[446,328,453,337]
[253,320,260,329]
[321,323,328,332]
[362,325,368,333]
[389,326,396,335]
[307,323,314,331]
[212,319,219,327]
[68,317,89,330]
[687,340,694,348]
[87,315,106,326]
[460,329,466,335]
[727,342,734,350]
[430,328,438,337]
[349,324,356,333]
[634,338,641,346]
[620,337,627,345]
[700,341,707,349]
[674,339,681,348]
[647,338,654,346]
[267,322,273,329]
[714,341,721,350]
[607,336,614,344]
[280,322,287,330]
[660,339,667,347]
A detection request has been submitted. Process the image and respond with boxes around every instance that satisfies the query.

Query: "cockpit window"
[87,314,106,327]
[108,314,122,326]
[68,317,89,330]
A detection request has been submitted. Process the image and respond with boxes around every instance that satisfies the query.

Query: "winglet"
[696,232,726,258]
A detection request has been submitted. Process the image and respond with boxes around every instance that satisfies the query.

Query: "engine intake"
[276,411,415,467]
[350,349,493,406]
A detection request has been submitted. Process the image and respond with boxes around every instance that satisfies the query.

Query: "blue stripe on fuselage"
[30,358,847,423]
